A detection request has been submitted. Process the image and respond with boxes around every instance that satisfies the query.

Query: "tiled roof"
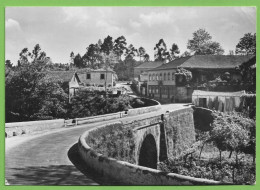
[76,68,115,74]
[181,55,254,69]
[135,61,164,69]
[148,57,192,71]
[46,71,76,82]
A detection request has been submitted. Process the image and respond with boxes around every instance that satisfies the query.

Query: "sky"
[5,6,256,64]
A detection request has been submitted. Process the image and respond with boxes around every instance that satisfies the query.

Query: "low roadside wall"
[78,122,222,185]
[74,112,126,125]
[5,97,161,137]
[5,119,65,137]
[127,98,161,116]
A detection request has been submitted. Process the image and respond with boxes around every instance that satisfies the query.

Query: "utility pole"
[105,55,108,97]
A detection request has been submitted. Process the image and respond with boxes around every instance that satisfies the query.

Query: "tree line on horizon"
[5,29,256,75]
[4,29,256,122]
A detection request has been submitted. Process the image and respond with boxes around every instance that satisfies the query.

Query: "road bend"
[5,104,186,185]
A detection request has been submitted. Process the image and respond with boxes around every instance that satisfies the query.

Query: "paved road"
[5,104,187,185]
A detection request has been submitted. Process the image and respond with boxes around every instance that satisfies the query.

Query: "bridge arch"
[138,134,158,169]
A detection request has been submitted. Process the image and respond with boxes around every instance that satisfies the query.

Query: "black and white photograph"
[5,6,256,185]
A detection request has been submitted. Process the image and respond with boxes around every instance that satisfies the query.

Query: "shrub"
[87,123,136,163]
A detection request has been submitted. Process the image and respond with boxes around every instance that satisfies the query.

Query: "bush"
[158,111,256,184]
[68,92,134,118]
[87,123,136,164]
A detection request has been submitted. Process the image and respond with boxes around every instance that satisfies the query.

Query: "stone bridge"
[77,105,218,185]
[131,107,195,169]
[6,103,219,185]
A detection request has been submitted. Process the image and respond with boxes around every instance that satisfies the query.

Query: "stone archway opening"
[138,134,157,169]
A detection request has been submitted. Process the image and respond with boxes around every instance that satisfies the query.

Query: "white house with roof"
[77,68,116,87]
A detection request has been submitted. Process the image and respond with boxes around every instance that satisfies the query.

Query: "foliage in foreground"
[86,123,136,164]
[158,155,255,184]
[6,62,68,122]
[68,92,133,118]
[158,111,255,184]
[68,91,149,119]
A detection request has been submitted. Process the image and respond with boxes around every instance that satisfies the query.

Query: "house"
[47,68,117,101]
[180,55,254,84]
[192,90,246,112]
[77,68,116,87]
[147,57,191,102]
[133,61,164,96]
[134,61,164,79]
[146,55,255,103]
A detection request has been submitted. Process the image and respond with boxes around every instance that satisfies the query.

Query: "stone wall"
[127,105,161,116]
[164,107,195,158]
[5,119,65,137]
[78,116,221,185]
[123,115,162,164]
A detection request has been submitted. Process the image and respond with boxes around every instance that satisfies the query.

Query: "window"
[100,73,105,79]
[164,73,166,80]
[168,73,170,80]
[160,73,162,80]
[87,73,91,79]
[149,74,151,81]
[172,72,175,80]
[156,74,159,81]
[156,87,159,94]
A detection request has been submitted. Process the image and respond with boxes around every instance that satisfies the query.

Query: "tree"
[74,53,84,68]
[143,53,150,62]
[5,60,13,68]
[101,35,114,56]
[68,92,133,118]
[235,33,256,55]
[6,61,68,122]
[169,43,180,60]
[5,60,14,82]
[187,29,224,55]
[138,47,146,61]
[154,39,170,62]
[113,36,127,61]
[31,44,47,62]
[175,68,192,86]
[18,48,31,65]
[70,51,75,64]
[209,112,254,163]
[100,35,115,94]
[238,56,256,93]
[180,51,191,57]
[125,44,138,60]
[84,43,102,67]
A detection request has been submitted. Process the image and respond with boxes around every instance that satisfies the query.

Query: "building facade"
[77,68,116,87]
[147,57,191,102]
[146,55,254,103]
[134,61,163,79]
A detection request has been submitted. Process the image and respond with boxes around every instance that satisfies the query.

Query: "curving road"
[5,104,186,185]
